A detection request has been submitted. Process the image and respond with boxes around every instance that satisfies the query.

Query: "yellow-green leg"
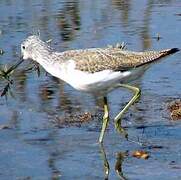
[114,84,141,140]
[99,97,109,143]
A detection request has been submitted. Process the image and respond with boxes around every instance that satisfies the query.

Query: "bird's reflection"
[115,151,128,180]
[99,144,110,180]
[112,0,131,28]
[99,144,128,180]
[48,152,62,179]
[56,1,81,41]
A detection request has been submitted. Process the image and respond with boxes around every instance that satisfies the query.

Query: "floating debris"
[167,99,181,120]
[132,150,150,159]
[153,33,162,41]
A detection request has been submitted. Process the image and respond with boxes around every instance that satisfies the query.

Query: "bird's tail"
[159,48,180,57]
[134,48,180,68]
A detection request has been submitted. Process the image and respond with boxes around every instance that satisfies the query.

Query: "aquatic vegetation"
[0,60,23,97]
[52,112,93,127]
[168,99,181,120]
[0,59,40,97]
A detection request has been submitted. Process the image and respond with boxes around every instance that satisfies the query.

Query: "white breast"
[57,60,132,92]
[40,59,146,93]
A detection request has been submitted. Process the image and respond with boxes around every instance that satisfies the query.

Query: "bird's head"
[21,35,43,61]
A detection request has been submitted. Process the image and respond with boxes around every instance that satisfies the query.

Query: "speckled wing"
[60,48,179,73]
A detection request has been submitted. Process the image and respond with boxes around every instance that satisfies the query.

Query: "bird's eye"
[22,45,25,49]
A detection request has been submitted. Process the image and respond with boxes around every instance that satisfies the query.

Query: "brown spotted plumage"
[56,47,179,73]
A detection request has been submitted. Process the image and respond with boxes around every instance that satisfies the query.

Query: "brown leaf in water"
[132,150,150,159]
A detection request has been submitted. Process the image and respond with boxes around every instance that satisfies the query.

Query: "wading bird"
[21,35,179,143]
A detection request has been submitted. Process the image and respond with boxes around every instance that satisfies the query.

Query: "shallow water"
[0,0,181,179]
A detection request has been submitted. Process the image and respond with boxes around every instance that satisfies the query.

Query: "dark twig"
[0,59,24,97]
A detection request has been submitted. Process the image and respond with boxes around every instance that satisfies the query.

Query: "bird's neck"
[33,47,67,81]
[32,47,54,66]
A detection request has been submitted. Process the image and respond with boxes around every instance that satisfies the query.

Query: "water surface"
[0,0,181,179]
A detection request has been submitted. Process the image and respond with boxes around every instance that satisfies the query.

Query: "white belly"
[42,60,147,93]
[65,66,147,93]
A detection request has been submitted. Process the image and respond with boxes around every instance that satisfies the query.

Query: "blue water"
[0,0,180,179]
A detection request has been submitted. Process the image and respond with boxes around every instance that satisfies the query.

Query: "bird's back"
[57,47,179,73]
